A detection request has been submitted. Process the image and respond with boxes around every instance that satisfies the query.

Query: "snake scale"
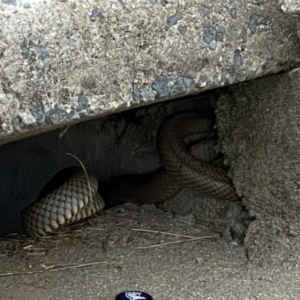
[22,112,239,237]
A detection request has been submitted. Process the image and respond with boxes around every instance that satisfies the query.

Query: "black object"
[115,291,153,300]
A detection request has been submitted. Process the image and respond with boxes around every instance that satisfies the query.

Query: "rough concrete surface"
[216,70,300,264]
[281,0,300,15]
[0,0,300,145]
[1,203,300,300]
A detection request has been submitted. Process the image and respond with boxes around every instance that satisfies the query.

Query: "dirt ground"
[1,204,300,300]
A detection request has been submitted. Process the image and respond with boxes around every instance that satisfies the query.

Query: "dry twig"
[133,232,219,249]
[132,228,219,249]
[0,261,107,277]
[66,153,93,198]
[132,228,202,239]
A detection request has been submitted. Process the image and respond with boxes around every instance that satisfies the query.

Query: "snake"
[22,112,239,237]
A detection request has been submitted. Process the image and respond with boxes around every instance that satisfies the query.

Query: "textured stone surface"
[0,0,300,145]
[216,70,300,263]
[281,0,300,15]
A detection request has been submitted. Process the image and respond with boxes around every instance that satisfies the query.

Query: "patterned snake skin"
[22,112,239,237]
[23,172,105,237]
[102,112,239,206]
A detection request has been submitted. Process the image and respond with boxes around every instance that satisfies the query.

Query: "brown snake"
[22,112,239,237]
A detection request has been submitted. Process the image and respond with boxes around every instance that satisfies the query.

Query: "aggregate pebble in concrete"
[281,0,300,16]
[0,0,299,144]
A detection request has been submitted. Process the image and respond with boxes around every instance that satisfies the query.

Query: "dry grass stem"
[132,228,201,239]
[86,227,107,231]
[0,261,108,277]
[59,125,71,138]
[23,245,33,249]
[66,153,93,198]
[134,234,219,249]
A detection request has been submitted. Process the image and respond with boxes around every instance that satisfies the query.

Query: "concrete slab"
[0,0,299,144]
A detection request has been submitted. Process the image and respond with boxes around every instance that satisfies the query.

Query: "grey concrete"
[282,0,300,15]
[216,70,300,264]
[0,0,300,145]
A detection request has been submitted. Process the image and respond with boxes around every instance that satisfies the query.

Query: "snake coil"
[22,112,239,237]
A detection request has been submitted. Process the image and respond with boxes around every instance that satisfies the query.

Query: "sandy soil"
[1,204,300,300]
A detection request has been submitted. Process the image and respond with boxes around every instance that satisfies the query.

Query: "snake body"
[23,172,105,237]
[22,112,239,237]
[102,112,238,206]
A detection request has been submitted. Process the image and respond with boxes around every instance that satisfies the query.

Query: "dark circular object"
[115,291,153,300]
